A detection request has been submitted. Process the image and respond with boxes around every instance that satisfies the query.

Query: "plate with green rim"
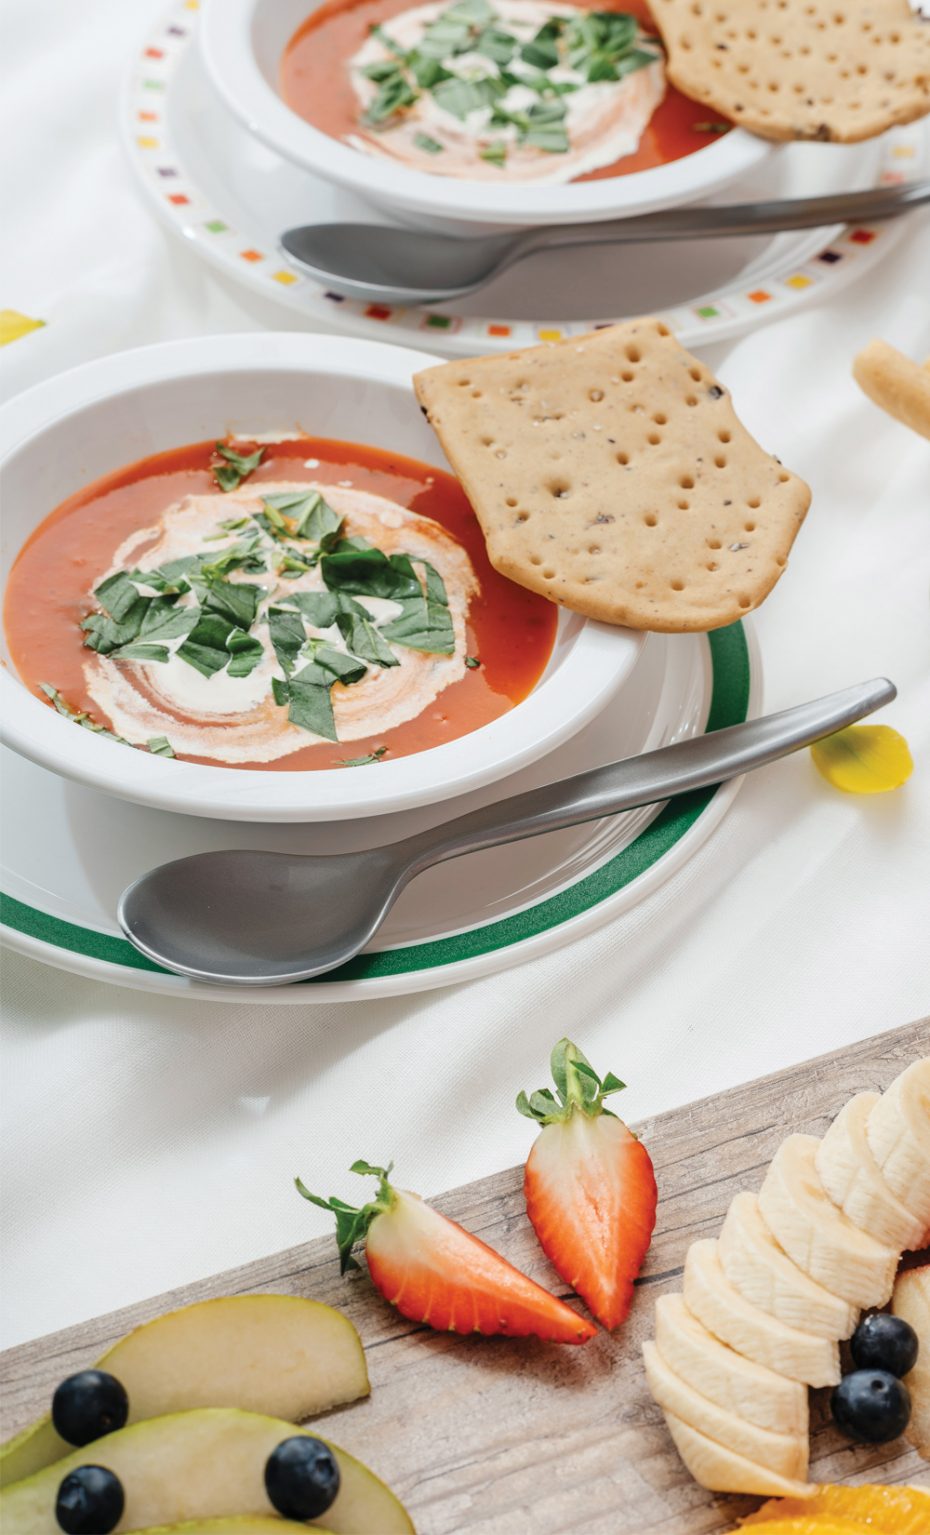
[0,621,758,1002]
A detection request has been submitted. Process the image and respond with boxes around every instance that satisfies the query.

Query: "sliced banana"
[758,1134,899,1308]
[866,1059,930,1228]
[719,1191,858,1341]
[642,1340,809,1479]
[892,1264,930,1460]
[683,1238,840,1387]
[658,1411,813,1497]
[817,1092,926,1250]
[654,1293,808,1437]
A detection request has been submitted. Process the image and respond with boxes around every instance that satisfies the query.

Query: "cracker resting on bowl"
[413,320,810,632]
[650,0,930,143]
[853,339,930,442]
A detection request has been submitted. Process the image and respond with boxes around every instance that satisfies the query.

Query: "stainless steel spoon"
[280,182,930,305]
[118,677,894,987]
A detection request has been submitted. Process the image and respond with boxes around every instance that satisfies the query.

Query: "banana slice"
[683,1239,840,1386]
[642,1340,809,1479]
[719,1191,858,1341]
[758,1134,899,1308]
[654,1293,808,1437]
[659,1411,813,1497]
[817,1092,926,1250]
[866,1059,930,1227]
[892,1263,930,1459]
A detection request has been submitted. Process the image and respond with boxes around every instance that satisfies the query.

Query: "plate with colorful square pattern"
[121,0,927,357]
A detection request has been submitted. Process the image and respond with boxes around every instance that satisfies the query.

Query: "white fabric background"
[1,0,929,1352]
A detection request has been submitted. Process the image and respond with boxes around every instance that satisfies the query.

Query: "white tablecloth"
[2,0,929,1353]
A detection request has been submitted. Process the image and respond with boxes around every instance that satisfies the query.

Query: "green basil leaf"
[334,609,399,668]
[475,24,517,63]
[80,607,147,655]
[115,642,171,663]
[297,645,368,688]
[38,684,132,746]
[363,70,419,125]
[480,138,507,165]
[432,75,506,120]
[276,590,342,628]
[267,607,307,676]
[176,612,235,677]
[338,746,388,767]
[380,560,454,654]
[284,675,337,740]
[321,546,421,601]
[94,571,145,623]
[138,596,200,643]
[414,131,445,153]
[203,577,264,630]
[147,736,176,757]
[214,442,265,493]
[225,629,265,678]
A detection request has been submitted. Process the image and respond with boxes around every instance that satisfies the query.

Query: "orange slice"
[741,1482,930,1532]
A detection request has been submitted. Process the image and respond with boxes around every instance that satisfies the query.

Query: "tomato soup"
[4,438,557,772]
[281,0,729,184]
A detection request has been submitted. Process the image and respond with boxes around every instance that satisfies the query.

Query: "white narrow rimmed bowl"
[0,334,642,823]
[199,0,773,232]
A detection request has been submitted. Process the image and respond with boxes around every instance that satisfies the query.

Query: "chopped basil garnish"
[39,684,132,747]
[339,746,388,767]
[465,655,481,668]
[213,442,265,493]
[147,736,176,757]
[480,138,507,166]
[357,5,657,151]
[77,476,464,745]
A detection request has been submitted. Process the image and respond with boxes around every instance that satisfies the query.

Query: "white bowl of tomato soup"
[0,334,642,823]
[200,0,772,231]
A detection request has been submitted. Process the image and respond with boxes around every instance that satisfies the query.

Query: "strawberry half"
[518,1039,657,1331]
[296,1160,596,1344]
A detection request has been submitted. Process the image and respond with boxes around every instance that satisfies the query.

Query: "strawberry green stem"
[516,1038,626,1126]
[295,1159,397,1273]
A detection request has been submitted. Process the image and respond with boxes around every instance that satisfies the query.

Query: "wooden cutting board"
[3,1021,928,1533]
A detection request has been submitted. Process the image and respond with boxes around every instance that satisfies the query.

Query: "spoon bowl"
[118,679,895,986]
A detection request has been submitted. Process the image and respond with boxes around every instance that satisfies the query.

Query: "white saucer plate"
[122,1,927,358]
[1,621,759,1003]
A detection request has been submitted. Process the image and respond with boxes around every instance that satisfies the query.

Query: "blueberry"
[265,1435,341,1520]
[831,1368,911,1444]
[55,1466,124,1534]
[850,1311,919,1378]
[52,1372,129,1448]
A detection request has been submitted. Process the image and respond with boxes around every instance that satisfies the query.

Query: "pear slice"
[659,1410,813,1497]
[0,1295,369,1486]
[131,1523,330,1534]
[817,1092,926,1250]
[642,1341,808,1479]
[758,1134,899,1308]
[683,1239,839,1386]
[0,1409,413,1535]
[653,1294,808,1437]
[719,1192,859,1341]
[866,1059,930,1227]
[892,1263,930,1459]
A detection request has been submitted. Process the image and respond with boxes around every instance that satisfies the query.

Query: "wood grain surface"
[3,1020,928,1533]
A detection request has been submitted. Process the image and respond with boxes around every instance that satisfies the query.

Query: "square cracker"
[651,0,930,144]
[414,320,810,632]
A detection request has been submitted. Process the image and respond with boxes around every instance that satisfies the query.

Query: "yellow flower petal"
[0,310,45,347]
[810,724,914,795]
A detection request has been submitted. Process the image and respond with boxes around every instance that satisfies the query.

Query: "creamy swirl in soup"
[4,437,557,771]
[281,0,730,184]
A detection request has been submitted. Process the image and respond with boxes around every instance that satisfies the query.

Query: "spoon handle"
[510,181,930,261]
[400,678,895,874]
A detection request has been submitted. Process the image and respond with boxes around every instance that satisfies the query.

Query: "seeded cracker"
[854,340,930,442]
[413,321,811,632]
[651,0,930,144]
